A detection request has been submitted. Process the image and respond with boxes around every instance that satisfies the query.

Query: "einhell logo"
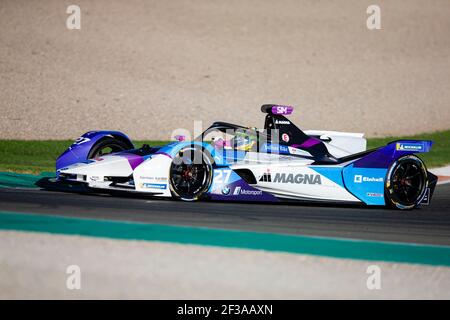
[354,175,383,183]
[273,173,322,185]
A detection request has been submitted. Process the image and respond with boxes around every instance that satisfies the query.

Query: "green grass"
[0,130,448,174]
[0,140,168,174]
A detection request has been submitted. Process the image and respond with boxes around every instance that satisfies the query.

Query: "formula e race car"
[56,104,438,210]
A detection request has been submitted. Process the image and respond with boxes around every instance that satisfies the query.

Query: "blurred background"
[0,0,449,140]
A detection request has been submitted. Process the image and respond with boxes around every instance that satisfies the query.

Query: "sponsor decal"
[259,173,272,182]
[275,120,290,125]
[222,186,231,195]
[273,173,322,185]
[241,189,263,196]
[141,183,167,190]
[263,143,289,154]
[140,176,167,182]
[367,192,383,197]
[354,175,383,183]
[396,143,424,152]
[282,133,290,143]
[233,186,263,196]
[272,105,293,115]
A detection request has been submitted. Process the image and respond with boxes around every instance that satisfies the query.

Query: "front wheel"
[385,155,428,210]
[169,146,213,201]
[87,137,130,159]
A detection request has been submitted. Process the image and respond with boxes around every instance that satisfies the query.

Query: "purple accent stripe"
[295,138,321,148]
[120,153,145,170]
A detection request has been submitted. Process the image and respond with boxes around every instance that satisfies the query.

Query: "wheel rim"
[170,148,212,200]
[387,158,427,208]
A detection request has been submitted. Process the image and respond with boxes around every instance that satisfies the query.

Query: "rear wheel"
[385,155,428,210]
[87,137,130,159]
[169,146,213,201]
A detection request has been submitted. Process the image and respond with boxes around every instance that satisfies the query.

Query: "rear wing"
[350,140,433,169]
[261,104,294,115]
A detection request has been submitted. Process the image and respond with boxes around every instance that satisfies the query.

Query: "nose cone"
[58,154,140,177]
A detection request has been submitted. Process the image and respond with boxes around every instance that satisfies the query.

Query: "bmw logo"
[222,186,231,195]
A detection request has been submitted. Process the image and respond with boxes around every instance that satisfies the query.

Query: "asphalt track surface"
[0,184,449,246]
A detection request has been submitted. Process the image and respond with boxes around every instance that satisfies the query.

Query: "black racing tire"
[87,137,130,159]
[169,146,213,201]
[385,155,428,210]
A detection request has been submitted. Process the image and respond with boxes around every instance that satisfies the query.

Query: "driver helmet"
[234,131,257,151]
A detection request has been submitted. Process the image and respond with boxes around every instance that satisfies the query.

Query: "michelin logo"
[233,186,263,196]
[354,175,383,183]
[396,143,424,152]
[141,183,167,190]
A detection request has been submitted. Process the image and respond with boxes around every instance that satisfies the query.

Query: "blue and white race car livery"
[56,105,438,210]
